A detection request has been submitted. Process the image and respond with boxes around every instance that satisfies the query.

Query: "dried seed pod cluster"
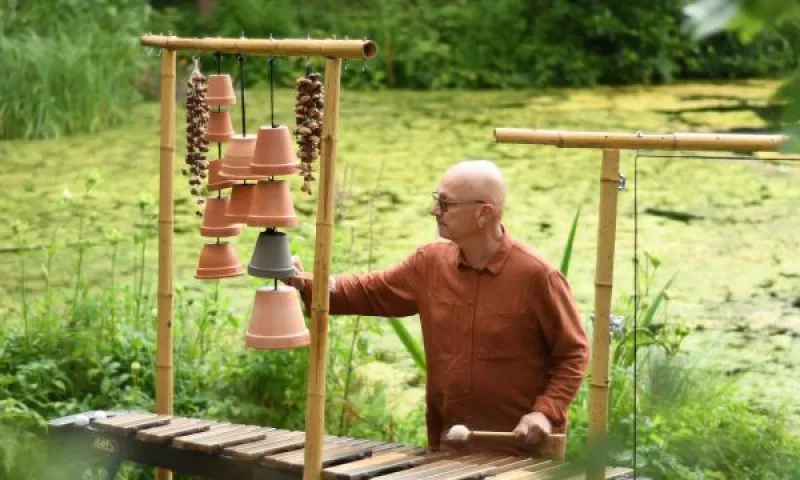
[294,72,324,194]
[183,63,210,217]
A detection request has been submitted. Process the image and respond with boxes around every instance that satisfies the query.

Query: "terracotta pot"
[200,196,242,238]
[226,183,256,223]
[207,110,235,143]
[245,285,310,350]
[207,159,235,192]
[220,134,264,181]
[195,242,243,279]
[248,229,293,278]
[206,74,236,106]
[250,125,300,176]
[247,180,299,228]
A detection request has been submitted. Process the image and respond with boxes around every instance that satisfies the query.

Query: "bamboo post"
[156,47,176,480]
[587,149,621,480]
[493,128,789,153]
[302,57,342,480]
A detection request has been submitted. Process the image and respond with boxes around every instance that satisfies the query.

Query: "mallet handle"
[471,430,566,439]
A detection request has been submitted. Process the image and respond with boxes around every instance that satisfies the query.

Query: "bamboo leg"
[302,57,342,480]
[587,149,620,480]
[156,47,176,480]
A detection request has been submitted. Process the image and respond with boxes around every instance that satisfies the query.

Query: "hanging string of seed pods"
[183,57,210,217]
[294,65,324,194]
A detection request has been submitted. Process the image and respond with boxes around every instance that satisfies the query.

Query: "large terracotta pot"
[250,125,300,176]
[206,74,236,106]
[207,159,235,192]
[200,196,242,238]
[246,180,299,228]
[207,110,235,143]
[195,242,243,279]
[220,134,263,181]
[245,285,310,350]
[226,182,256,223]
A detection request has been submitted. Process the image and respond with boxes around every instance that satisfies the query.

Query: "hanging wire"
[633,151,800,166]
[632,146,640,478]
[237,53,247,136]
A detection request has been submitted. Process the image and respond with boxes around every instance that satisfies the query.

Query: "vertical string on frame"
[237,53,247,137]
[269,56,276,128]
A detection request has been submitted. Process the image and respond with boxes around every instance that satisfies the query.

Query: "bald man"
[287,160,589,458]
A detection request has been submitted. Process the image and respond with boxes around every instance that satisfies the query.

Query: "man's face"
[430,177,485,241]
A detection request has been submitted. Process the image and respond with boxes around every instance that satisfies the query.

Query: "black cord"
[214,52,222,160]
[237,53,246,136]
[269,57,276,127]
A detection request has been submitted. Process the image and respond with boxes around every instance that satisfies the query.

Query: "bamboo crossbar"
[140,35,378,59]
[494,128,789,152]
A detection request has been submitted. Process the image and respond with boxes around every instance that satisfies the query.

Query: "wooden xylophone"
[46,411,633,480]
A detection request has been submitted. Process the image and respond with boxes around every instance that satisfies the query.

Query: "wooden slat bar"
[137,418,216,444]
[226,432,307,461]
[322,449,445,480]
[91,412,154,429]
[112,415,173,434]
[181,426,271,454]
[171,423,239,448]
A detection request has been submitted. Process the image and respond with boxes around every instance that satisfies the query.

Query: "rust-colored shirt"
[300,227,589,456]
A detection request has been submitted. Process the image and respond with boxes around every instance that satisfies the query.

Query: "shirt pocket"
[475,310,533,360]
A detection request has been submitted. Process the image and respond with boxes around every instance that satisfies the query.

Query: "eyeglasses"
[431,192,486,213]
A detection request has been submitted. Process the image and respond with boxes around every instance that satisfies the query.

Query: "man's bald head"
[440,159,507,211]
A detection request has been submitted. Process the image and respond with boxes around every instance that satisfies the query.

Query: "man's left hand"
[512,412,552,444]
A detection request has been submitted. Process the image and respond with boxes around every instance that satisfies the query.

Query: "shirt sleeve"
[531,270,590,428]
[298,247,425,318]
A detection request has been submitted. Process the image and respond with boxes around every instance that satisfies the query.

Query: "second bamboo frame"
[493,127,790,480]
[144,34,377,480]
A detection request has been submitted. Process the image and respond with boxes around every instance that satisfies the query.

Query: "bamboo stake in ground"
[587,149,621,480]
[302,57,342,480]
[156,47,176,480]
[493,128,788,153]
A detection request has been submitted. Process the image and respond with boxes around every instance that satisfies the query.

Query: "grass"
[2,77,799,426]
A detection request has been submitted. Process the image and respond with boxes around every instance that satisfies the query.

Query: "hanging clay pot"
[226,182,256,223]
[220,134,263,181]
[245,285,310,350]
[207,159,235,192]
[195,242,244,279]
[207,110,235,143]
[206,74,236,106]
[246,179,300,228]
[248,229,293,279]
[250,125,300,176]
[200,196,242,238]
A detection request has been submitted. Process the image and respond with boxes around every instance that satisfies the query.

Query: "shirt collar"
[456,225,513,275]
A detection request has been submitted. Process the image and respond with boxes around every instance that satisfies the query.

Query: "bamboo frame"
[155,48,176,480]
[494,128,789,153]
[141,35,378,60]
[147,35,376,480]
[303,57,342,480]
[493,127,788,480]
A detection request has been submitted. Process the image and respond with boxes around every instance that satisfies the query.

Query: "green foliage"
[155,0,796,90]
[0,0,155,140]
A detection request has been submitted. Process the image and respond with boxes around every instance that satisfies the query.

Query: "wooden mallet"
[445,424,565,442]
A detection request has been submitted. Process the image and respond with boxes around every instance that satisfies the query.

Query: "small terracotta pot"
[248,229,293,278]
[245,285,310,350]
[207,159,235,192]
[206,74,236,106]
[250,125,300,176]
[207,110,235,143]
[220,134,264,181]
[195,242,244,279]
[226,182,256,223]
[200,196,242,238]
[246,179,299,228]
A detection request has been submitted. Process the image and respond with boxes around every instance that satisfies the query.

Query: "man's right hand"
[283,255,306,290]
